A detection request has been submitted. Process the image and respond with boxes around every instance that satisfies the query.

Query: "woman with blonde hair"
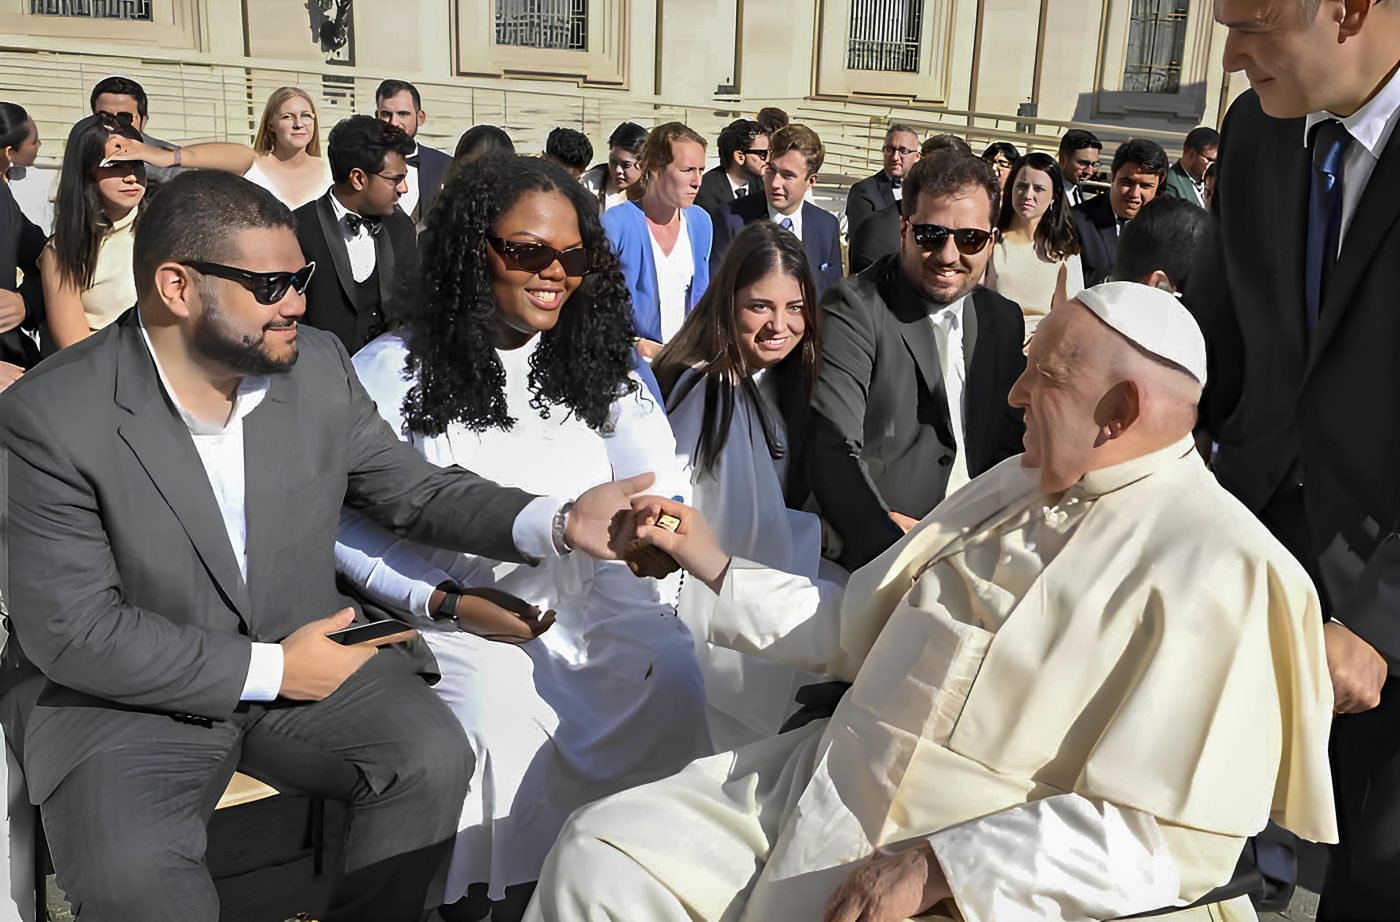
[243,86,333,209]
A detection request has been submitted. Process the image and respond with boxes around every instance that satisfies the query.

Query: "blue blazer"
[710,195,844,297]
[602,200,714,344]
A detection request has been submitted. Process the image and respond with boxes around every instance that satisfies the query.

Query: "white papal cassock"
[526,436,1338,922]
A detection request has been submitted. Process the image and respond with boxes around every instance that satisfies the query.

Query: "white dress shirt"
[137,314,567,700]
[1304,63,1400,247]
[767,203,804,240]
[329,189,378,283]
[651,213,694,343]
[400,143,422,218]
[727,174,750,199]
[929,294,971,495]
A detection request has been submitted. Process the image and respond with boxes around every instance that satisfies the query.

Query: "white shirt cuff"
[512,495,568,562]
[240,642,285,702]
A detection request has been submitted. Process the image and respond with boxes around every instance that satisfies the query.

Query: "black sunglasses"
[96,110,137,130]
[741,148,770,160]
[909,223,995,255]
[182,261,317,305]
[488,237,594,277]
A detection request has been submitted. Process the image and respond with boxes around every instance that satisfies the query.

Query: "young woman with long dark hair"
[334,153,708,921]
[40,116,149,348]
[580,121,647,214]
[984,150,1082,337]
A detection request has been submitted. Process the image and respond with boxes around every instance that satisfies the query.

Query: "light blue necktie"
[779,217,794,233]
[1304,119,1351,333]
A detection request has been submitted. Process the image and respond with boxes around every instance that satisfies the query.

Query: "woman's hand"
[456,587,556,644]
[103,134,172,169]
[636,338,663,361]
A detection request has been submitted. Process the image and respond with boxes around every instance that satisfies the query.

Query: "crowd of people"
[0,1,1396,919]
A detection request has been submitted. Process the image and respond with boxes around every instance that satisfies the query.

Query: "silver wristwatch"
[551,500,576,555]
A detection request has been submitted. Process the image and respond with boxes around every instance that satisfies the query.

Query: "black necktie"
[1305,118,1352,332]
[406,154,420,168]
[891,178,902,190]
[344,212,382,236]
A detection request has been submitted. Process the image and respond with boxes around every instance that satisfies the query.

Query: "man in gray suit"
[0,171,647,921]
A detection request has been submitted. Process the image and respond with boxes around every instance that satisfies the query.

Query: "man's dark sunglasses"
[488,237,594,277]
[909,223,995,255]
[741,148,770,160]
[96,110,137,130]
[182,261,317,305]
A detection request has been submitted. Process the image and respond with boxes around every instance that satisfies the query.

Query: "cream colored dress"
[985,236,1084,337]
[59,207,138,332]
[527,437,1337,922]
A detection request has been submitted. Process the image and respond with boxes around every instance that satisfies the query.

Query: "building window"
[1122,0,1188,93]
[29,0,152,18]
[846,0,922,73]
[496,0,587,51]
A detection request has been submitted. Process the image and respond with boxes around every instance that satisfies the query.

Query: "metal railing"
[845,0,921,73]
[29,0,151,19]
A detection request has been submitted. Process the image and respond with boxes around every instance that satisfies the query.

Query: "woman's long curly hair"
[398,153,638,436]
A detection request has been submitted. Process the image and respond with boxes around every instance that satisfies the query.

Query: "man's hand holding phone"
[278,609,417,701]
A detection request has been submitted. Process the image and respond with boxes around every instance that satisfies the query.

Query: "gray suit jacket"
[0,311,536,801]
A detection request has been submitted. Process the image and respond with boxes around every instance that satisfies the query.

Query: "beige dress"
[985,237,1084,336]
[527,437,1337,922]
[75,208,137,331]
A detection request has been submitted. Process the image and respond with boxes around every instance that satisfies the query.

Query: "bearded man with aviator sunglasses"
[806,150,1027,571]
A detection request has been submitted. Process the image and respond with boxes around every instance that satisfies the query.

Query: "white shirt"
[929,294,971,494]
[650,213,694,343]
[767,202,803,240]
[329,189,377,283]
[137,314,567,700]
[727,173,750,199]
[1304,63,1400,247]
[400,143,422,218]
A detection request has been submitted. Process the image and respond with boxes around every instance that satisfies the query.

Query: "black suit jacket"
[710,194,844,297]
[694,166,752,228]
[848,200,902,273]
[807,256,1026,570]
[412,144,452,221]
[294,193,418,355]
[0,181,45,369]
[845,170,897,234]
[1071,192,1121,287]
[0,313,536,801]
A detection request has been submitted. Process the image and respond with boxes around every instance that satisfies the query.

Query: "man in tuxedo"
[710,124,843,295]
[1071,138,1168,286]
[847,134,972,273]
[374,78,452,222]
[1162,126,1219,207]
[0,169,644,921]
[694,118,768,227]
[807,150,1025,571]
[295,115,417,354]
[1057,128,1103,207]
[844,124,921,235]
[1190,2,1400,918]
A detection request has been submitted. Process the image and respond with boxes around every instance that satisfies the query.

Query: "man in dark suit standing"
[0,170,646,921]
[710,124,843,296]
[1191,3,1400,918]
[375,78,452,223]
[807,151,1025,571]
[1057,128,1103,207]
[848,134,972,273]
[295,115,417,355]
[1071,138,1168,286]
[694,118,768,227]
[1162,126,1219,207]
[844,123,920,235]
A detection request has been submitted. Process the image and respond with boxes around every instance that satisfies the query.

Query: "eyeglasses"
[883,145,918,157]
[741,148,771,160]
[182,261,317,305]
[95,159,147,179]
[908,223,995,255]
[488,237,595,277]
[373,171,408,185]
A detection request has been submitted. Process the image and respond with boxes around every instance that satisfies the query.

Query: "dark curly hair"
[398,153,639,435]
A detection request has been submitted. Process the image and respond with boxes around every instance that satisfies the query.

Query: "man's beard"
[192,287,298,376]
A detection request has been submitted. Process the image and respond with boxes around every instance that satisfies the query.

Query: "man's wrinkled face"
[1215,0,1345,119]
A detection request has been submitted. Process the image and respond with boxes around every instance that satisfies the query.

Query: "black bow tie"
[406,154,420,168]
[344,212,382,236]
[891,178,902,189]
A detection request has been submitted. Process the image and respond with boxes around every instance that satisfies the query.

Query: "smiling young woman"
[243,86,334,210]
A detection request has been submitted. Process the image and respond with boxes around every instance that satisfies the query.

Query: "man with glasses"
[294,115,417,353]
[0,168,653,921]
[695,118,768,226]
[1057,128,1103,207]
[374,78,452,223]
[808,150,1026,570]
[844,123,921,235]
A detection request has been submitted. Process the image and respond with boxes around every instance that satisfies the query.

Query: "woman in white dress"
[334,154,709,921]
[652,222,846,750]
[984,151,1083,338]
[243,86,333,210]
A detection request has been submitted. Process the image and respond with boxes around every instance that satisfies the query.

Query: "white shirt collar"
[136,309,271,436]
[1303,63,1400,159]
[767,202,803,238]
[329,188,356,223]
[930,293,968,329]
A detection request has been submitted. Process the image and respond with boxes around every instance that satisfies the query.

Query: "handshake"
[614,495,731,594]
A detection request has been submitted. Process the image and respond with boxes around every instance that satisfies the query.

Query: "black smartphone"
[326,619,415,646]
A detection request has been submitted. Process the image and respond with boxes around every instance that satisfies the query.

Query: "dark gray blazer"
[806,256,1026,570]
[0,312,536,802]
[844,169,898,234]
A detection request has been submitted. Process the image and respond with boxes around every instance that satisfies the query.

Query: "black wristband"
[432,581,460,623]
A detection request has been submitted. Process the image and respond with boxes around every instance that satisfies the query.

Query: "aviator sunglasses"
[181,261,318,305]
[908,223,996,255]
[488,237,595,277]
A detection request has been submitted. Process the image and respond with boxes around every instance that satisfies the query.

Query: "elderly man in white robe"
[524,282,1338,922]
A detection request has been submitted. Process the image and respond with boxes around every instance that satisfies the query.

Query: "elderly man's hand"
[1325,621,1387,714]
[629,495,729,591]
[823,843,951,922]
